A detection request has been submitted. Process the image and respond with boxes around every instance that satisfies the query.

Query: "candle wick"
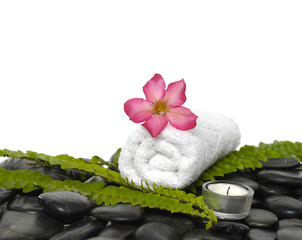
[227,186,230,195]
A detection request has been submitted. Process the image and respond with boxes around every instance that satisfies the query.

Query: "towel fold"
[118,110,241,189]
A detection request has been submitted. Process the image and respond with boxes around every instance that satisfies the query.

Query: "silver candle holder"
[202,180,254,220]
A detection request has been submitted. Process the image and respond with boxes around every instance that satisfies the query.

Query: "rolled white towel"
[118,110,241,189]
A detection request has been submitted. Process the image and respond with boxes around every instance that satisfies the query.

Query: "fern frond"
[193,141,302,187]
[0,148,216,222]
[0,168,217,229]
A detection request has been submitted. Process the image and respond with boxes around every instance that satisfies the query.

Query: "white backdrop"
[0,1,301,161]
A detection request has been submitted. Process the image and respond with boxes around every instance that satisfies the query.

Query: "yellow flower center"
[153,101,169,115]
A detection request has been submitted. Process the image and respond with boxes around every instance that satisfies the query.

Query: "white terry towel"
[118,111,241,189]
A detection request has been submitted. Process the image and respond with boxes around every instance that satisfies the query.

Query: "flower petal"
[163,79,186,107]
[143,74,166,103]
[124,98,153,123]
[142,115,168,137]
[166,106,198,130]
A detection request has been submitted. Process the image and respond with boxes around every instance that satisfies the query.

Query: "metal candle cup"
[202,180,254,220]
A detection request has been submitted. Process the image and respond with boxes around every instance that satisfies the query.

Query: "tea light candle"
[202,180,254,220]
[207,182,249,196]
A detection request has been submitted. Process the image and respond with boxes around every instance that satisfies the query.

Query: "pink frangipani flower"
[124,74,198,137]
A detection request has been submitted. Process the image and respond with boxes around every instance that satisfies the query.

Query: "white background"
[0,1,301,161]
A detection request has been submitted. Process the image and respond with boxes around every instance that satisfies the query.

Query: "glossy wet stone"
[85,175,110,187]
[257,169,302,187]
[50,216,105,240]
[0,187,16,204]
[182,229,241,240]
[278,218,302,228]
[245,208,278,228]
[261,158,301,169]
[245,228,277,240]
[87,237,125,240]
[91,204,144,223]
[0,210,63,240]
[210,221,249,235]
[97,223,137,239]
[39,191,93,223]
[0,158,34,170]
[258,182,290,197]
[0,158,72,181]
[263,195,302,218]
[28,166,71,181]
[7,195,43,212]
[276,227,302,240]
[66,168,92,182]
[225,177,259,192]
[143,213,195,235]
[134,222,181,240]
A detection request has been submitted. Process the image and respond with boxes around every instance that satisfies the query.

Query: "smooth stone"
[257,169,302,187]
[143,213,195,235]
[97,223,137,238]
[222,171,257,181]
[65,168,92,182]
[39,191,93,223]
[134,222,181,240]
[263,195,302,219]
[7,195,43,212]
[245,208,278,228]
[277,227,302,240]
[225,177,260,192]
[210,221,249,235]
[0,187,16,204]
[258,182,290,197]
[0,210,63,239]
[85,176,110,187]
[0,158,34,170]
[245,228,277,240]
[262,158,301,169]
[28,165,71,181]
[50,216,105,240]
[87,238,125,240]
[0,159,70,181]
[182,229,241,240]
[91,204,144,223]
[278,218,302,228]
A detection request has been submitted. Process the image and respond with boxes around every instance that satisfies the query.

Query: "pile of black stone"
[0,157,301,240]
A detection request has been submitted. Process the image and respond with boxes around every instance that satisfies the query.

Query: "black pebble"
[143,213,195,235]
[134,222,181,240]
[0,210,63,240]
[225,177,260,192]
[39,191,93,223]
[97,223,137,239]
[85,175,110,187]
[211,221,249,235]
[258,182,290,197]
[262,158,301,169]
[278,218,302,229]
[276,227,302,240]
[91,204,144,223]
[49,216,105,240]
[263,195,302,219]
[0,187,16,205]
[244,208,278,228]
[245,228,277,240]
[182,229,241,240]
[257,169,302,187]
[7,195,43,212]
